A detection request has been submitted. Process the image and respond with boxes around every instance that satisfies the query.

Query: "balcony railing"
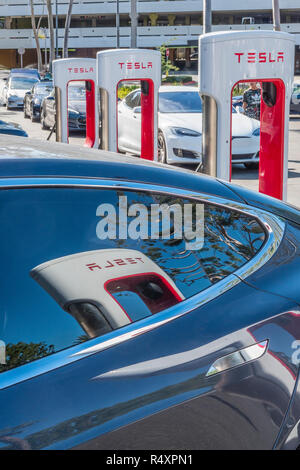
[0,24,299,49]
[1,0,300,16]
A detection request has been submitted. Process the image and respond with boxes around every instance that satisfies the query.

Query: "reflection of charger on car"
[30,249,185,340]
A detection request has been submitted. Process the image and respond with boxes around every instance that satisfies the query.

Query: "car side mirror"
[133,106,141,114]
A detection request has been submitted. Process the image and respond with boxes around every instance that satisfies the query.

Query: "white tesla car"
[118,86,260,169]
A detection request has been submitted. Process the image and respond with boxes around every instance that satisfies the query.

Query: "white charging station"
[199,30,295,200]
[97,49,161,161]
[31,248,184,336]
[52,57,99,148]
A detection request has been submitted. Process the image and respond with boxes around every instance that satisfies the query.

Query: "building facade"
[0,0,299,72]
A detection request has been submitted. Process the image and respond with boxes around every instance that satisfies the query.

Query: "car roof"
[159,86,198,93]
[0,135,243,203]
[10,68,39,75]
[36,80,53,85]
[10,73,39,80]
[129,86,198,96]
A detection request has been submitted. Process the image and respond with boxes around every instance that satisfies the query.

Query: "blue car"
[0,119,27,137]
[0,136,300,450]
[24,80,53,122]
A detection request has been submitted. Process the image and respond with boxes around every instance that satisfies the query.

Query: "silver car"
[6,74,39,109]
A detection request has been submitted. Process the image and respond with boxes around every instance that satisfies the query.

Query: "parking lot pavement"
[231,115,300,208]
[1,103,300,208]
[0,105,86,146]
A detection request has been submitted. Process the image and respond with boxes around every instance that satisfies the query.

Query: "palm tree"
[63,0,74,58]
[46,0,55,71]
[29,0,43,73]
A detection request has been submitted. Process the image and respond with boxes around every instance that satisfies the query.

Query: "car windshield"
[68,86,85,100]
[35,83,53,95]
[10,77,39,90]
[159,91,203,113]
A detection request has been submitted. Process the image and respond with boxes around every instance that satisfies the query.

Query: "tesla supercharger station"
[52,58,99,148]
[97,49,161,160]
[199,31,295,200]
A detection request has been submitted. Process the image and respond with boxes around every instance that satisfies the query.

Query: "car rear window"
[0,187,266,373]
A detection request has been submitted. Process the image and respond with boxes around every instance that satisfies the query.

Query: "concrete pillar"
[149,13,158,26]
[167,14,176,26]
[170,48,175,61]
[185,47,191,68]
[143,16,148,26]
[4,17,12,29]
[91,17,97,27]
[185,15,191,25]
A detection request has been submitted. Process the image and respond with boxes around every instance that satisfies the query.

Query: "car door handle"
[206,340,268,377]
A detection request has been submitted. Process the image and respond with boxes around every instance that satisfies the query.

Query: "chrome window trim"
[0,177,285,391]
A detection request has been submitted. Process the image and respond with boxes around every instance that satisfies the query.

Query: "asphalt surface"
[1,102,300,208]
[231,114,300,207]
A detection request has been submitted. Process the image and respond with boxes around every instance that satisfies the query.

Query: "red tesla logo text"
[118,62,153,70]
[86,257,145,271]
[67,67,94,73]
[234,52,284,63]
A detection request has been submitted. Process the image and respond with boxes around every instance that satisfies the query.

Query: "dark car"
[24,80,53,122]
[189,52,198,69]
[41,83,86,131]
[0,119,27,137]
[290,82,300,114]
[1,136,300,450]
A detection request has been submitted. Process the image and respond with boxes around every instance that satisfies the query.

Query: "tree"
[0,342,55,373]
[159,44,178,78]
[29,0,43,73]
[63,0,75,58]
[46,0,55,71]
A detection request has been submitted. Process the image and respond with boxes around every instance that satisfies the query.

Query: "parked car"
[24,80,53,122]
[118,86,260,169]
[40,83,86,131]
[0,119,27,137]
[5,73,39,109]
[0,136,300,450]
[189,52,198,69]
[232,94,243,109]
[0,78,7,106]
[9,68,40,81]
[290,82,300,114]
